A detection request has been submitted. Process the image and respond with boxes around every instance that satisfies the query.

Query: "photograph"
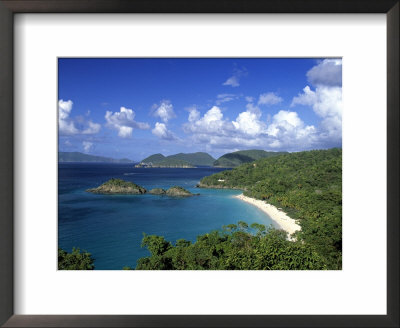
[58,58,342,270]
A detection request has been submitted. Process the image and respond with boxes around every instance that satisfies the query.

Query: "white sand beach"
[235,194,301,240]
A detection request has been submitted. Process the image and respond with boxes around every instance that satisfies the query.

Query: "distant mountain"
[141,153,166,164]
[213,150,288,167]
[59,152,133,163]
[139,152,215,167]
[166,152,215,166]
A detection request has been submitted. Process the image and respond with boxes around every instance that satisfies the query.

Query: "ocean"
[58,163,275,269]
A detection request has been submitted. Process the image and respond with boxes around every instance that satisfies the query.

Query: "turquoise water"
[58,164,274,269]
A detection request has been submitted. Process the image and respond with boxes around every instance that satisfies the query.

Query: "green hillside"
[141,153,165,164]
[58,152,133,163]
[199,148,342,269]
[140,152,215,167]
[167,152,215,166]
[213,150,287,167]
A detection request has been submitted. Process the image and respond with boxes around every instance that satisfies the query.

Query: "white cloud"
[291,85,342,142]
[180,60,341,152]
[223,76,240,87]
[306,59,342,87]
[216,93,239,105]
[153,100,176,123]
[59,100,73,120]
[59,100,79,135]
[188,107,200,123]
[183,106,234,136]
[152,122,178,141]
[83,121,101,134]
[183,105,318,152]
[82,141,93,152]
[223,67,247,88]
[118,126,133,138]
[105,106,150,138]
[232,109,265,136]
[258,92,283,106]
[266,110,316,149]
[59,99,101,136]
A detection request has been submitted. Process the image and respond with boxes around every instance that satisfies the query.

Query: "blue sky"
[58,58,342,161]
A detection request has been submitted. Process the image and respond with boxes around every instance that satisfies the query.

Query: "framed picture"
[0,0,398,327]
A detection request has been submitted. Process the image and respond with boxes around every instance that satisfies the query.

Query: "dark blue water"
[58,163,274,269]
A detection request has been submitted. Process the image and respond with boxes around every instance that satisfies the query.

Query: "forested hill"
[167,152,215,166]
[200,148,342,269]
[58,152,133,163]
[141,153,165,163]
[140,152,215,166]
[213,150,287,167]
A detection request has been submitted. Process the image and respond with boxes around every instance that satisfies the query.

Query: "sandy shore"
[235,194,301,239]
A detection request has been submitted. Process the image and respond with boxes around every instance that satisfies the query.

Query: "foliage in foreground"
[135,222,327,270]
[200,148,342,269]
[58,247,95,270]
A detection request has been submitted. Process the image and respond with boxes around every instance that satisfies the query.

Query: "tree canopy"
[135,223,327,270]
[58,247,95,270]
[200,148,342,269]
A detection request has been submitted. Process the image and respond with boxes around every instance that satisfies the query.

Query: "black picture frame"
[0,1,398,327]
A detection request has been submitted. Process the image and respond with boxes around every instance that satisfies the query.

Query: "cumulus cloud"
[105,106,150,138]
[188,107,200,123]
[183,66,341,152]
[183,106,234,136]
[153,100,176,123]
[306,59,342,87]
[288,58,343,147]
[182,104,317,152]
[59,100,101,136]
[266,110,316,148]
[232,108,265,136]
[152,122,178,141]
[82,141,93,152]
[258,92,283,106]
[83,121,101,134]
[223,67,247,87]
[59,100,79,135]
[291,85,342,142]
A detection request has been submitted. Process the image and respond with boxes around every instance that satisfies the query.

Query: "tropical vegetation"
[213,149,287,167]
[199,148,342,269]
[58,247,95,270]
[134,223,327,270]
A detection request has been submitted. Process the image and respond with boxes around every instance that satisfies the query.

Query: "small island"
[166,186,198,197]
[86,179,197,197]
[149,188,166,195]
[86,178,147,194]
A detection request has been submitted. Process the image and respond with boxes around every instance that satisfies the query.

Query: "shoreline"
[234,194,301,239]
